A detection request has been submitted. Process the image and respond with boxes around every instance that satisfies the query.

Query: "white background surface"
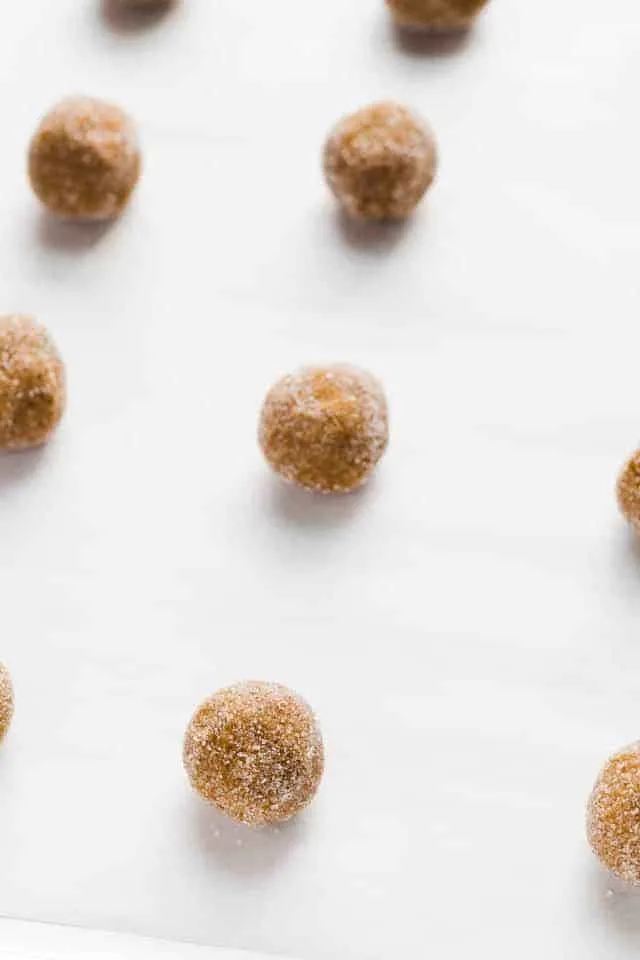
[0,919,256,960]
[1,0,640,957]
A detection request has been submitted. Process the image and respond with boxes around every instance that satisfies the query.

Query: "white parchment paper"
[0,0,639,957]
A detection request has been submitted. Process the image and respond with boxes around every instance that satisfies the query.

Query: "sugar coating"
[183,681,324,826]
[587,743,640,884]
[617,450,640,532]
[0,315,65,451]
[386,0,489,30]
[259,364,389,494]
[0,664,13,742]
[28,97,141,221]
[324,101,437,221]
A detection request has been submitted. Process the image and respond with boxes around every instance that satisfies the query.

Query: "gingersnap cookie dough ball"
[323,101,437,221]
[617,450,640,532]
[0,664,14,743]
[386,0,488,31]
[258,364,389,494]
[0,315,65,451]
[184,682,324,826]
[28,97,141,221]
[587,743,640,884]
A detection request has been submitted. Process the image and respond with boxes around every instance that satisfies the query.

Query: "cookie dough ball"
[617,450,640,532]
[0,665,13,742]
[28,97,141,221]
[323,101,437,220]
[587,743,640,884]
[0,315,65,450]
[259,364,389,494]
[184,682,324,825]
[386,0,489,31]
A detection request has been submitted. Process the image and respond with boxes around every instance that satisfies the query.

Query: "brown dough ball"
[386,0,489,31]
[183,682,324,825]
[0,315,65,451]
[323,101,437,221]
[0,664,13,742]
[617,450,640,532]
[587,743,640,884]
[28,97,141,221]
[258,364,389,494]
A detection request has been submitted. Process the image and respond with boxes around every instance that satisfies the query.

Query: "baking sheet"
[1,0,640,957]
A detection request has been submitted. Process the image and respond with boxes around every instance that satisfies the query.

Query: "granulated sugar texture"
[0,664,14,742]
[28,96,141,221]
[324,101,437,221]
[0,315,66,450]
[183,682,324,826]
[587,743,640,884]
[259,364,389,494]
[386,0,489,31]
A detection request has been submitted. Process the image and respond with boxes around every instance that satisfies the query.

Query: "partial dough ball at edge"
[587,743,640,885]
[386,0,489,31]
[617,449,640,532]
[0,664,14,742]
[0,315,66,451]
[115,0,175,8]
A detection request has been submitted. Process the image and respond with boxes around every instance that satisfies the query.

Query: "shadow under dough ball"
[28,96,141,220]
[184,682,324,826]
[324,101,437,220]
[587,743,640,885]
[386,0,489,30]
[259,364,389,494]
[617,449,640,532]
[0,315,66,450]
[0,664,13,742]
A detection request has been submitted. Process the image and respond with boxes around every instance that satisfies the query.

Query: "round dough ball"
[386,0,489,30]
[323,101,437,221]
[28,96,141,221]
[0,315,65,451]
[258,364,389,494]
[0,664,13,742]
[617,449,640,532]
[587,743,640,884]
[183,682,324,826]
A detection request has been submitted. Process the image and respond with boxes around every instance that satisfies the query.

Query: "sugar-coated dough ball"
[0,664,13,742]
[587,743,640,884]
[259,364,389,494]
[617,450,640,532]
[183,682,324,826]
[28,97,141,221]
[0,315,65,451]
[324,101,437,221]
[386,0,489,30]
